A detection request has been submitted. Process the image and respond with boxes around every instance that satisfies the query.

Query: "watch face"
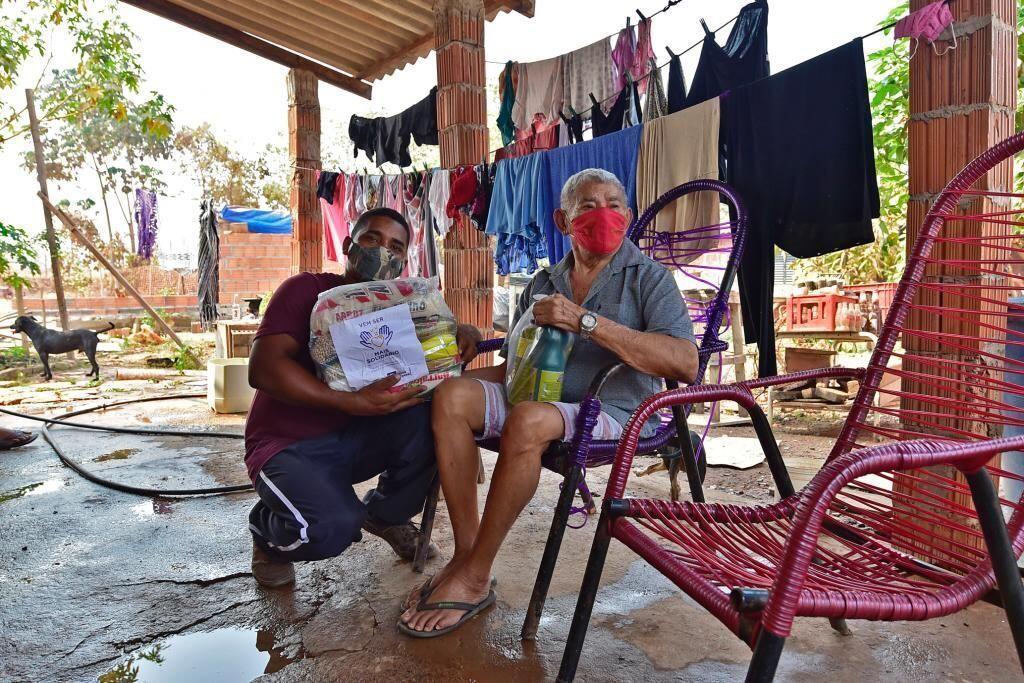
[582,313,598,331]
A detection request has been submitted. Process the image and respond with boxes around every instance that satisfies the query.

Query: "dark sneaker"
[251,541,295,588]
[362,518,439,562]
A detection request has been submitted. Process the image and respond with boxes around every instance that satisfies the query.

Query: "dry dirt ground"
[0,371,1021,682]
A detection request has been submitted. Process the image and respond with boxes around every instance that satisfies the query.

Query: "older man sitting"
[400,168,698,637]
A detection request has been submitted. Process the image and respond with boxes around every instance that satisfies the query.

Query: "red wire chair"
[557,134,1024,682]
[414,179,750,640]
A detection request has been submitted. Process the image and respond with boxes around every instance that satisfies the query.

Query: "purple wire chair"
[414,178,748,641]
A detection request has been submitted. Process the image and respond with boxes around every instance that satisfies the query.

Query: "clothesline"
[487,12,741,157]
[484,0,686,65]
[304,10,911,178]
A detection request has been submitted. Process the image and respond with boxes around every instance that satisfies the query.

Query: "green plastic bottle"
[509,326,574,404]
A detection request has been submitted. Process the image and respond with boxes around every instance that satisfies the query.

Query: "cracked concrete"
[1,390,1022,682]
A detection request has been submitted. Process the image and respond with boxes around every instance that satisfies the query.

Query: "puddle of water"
[95,448,140,462]
[0,482,42,504]
[131,498,175,518]
[99,628,293,682]
[591,561,682,616]
[0,479,63,504]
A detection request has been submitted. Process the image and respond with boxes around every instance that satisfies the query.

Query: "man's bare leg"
[431,377,489,556]
[402,401,564,633]
[403,377,487,607]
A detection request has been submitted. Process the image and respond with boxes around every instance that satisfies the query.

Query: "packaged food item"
[309,277,462,395]
[504,297,576,405]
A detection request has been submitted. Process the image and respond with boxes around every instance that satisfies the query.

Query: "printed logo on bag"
[341,288,372,304]
[359,324,394,350]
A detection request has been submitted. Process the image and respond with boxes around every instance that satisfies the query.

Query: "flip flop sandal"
[397,589,497,639]
[402,574,436,611]
[404,574,498,611]
[0,431,36,450]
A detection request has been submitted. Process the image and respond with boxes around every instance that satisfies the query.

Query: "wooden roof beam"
[357,0,434,34]
[357,32,434,82]
[119,0,371,98]
[170,0,380,65]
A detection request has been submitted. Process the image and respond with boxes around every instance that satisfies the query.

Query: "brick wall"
[21,294,197,321]
[217,230,293,304]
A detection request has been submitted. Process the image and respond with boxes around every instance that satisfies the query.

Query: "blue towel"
[539,125,643,263]
[486,155,548,275]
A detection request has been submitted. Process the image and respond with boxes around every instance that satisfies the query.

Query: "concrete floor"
[0,382,1021,682]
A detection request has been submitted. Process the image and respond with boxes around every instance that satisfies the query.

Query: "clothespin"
[700,18,713,36]
[567,104,579,118]
[626,16,632,28]
[589,93,600,108]
[666,46,677,59]
[636,9,647,22]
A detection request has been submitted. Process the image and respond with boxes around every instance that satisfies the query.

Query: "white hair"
[559,168,627,216]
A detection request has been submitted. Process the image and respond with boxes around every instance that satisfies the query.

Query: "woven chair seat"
[616,494,979,627]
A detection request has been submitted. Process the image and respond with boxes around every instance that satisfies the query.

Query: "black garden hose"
[0,394,253,497]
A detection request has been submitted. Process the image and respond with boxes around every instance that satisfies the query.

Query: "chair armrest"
[476,337,505,355]
[606,383,762,499]
[586,363,627,397]
[742,367,865,390]
[762,435,1024,637]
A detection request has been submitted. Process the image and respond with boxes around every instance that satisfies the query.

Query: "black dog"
[11,316,114,381]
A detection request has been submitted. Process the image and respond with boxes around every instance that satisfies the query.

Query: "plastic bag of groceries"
[504,296,575,404]
[309,277,461,396]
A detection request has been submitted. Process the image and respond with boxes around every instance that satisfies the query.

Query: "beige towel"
[636,97,720,265]
[512,56,564,132]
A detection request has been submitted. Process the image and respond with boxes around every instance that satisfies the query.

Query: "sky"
[0,0,897,265]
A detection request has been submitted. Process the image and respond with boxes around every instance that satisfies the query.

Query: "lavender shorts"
[473,380,624,442]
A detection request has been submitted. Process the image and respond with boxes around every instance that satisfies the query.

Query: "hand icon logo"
[359,324,394,350]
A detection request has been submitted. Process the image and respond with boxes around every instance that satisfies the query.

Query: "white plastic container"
[207,357,255,413]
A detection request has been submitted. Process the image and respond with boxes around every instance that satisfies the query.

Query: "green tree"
[0,0,171,147]
[0,221,40,288]
[173,123,289,209]
[23,69,174,251]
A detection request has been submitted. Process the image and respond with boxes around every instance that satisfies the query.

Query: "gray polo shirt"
[502,239,695,434]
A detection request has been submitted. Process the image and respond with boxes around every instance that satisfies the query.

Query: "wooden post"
[896,0,1018,566]
[433,0,492,338]
[26,89,71,342]
[14,283,29,353]
[287,69,322,274]
[40,193,197,362]
[729,294,748,417]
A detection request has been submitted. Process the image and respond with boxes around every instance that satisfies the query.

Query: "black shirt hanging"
[666,52,688,114]
[348,87,438,168]
[684,0,769,109]
[591,82,642,138]
[723,38,880,378]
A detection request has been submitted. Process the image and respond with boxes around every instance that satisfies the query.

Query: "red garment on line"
[494,124,560,161]
[319,171,349,262]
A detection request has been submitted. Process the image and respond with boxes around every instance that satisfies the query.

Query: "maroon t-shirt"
[244,272,348,481]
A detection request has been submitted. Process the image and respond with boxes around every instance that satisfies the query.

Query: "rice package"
[310,277,461,395]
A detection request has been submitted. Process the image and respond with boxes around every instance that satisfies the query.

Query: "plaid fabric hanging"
[197,198,220,331]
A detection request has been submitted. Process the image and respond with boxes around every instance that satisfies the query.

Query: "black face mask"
[346,242,405,281]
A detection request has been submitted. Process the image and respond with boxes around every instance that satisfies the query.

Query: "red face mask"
[571,207,628,256]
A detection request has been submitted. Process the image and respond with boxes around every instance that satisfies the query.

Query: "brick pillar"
[897,0,1017,565]
[433,0,493,335]
[287,68,322,274]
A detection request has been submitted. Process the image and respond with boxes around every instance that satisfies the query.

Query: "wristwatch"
[580,311,599,341]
